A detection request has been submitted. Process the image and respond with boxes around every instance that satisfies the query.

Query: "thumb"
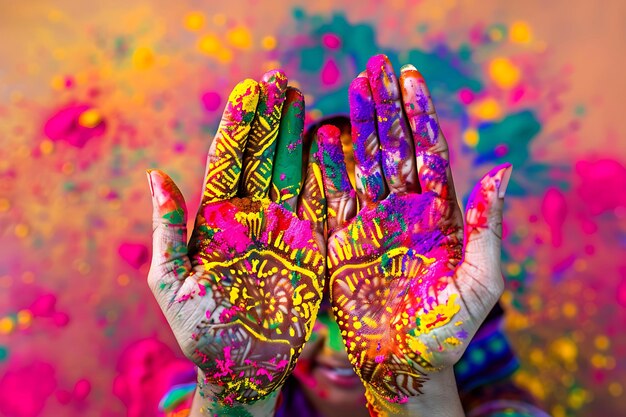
[146,169,192,295]
[456,163,512,301]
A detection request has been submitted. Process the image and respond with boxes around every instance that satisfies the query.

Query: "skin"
[147,72,326,415]
[147,55,511,417]
[313,55,511,416]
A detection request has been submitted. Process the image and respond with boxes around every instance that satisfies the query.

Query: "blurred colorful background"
[1,0,625,416]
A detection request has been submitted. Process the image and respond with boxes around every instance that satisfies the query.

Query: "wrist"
[189,369,280,417]
[365,368,465,417]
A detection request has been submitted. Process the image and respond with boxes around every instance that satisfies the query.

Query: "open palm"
[314,55,512,403]
[147,71,326,404]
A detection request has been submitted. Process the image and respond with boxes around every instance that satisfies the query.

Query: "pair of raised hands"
[146,54,511,416]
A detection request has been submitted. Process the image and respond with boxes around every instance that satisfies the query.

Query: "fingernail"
[497,164,513,199]
[400,63,417,72]
[146,169,155,198]
[147,170,168,208]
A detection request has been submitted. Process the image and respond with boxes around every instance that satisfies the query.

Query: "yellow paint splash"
[227,26,252,50]
[471,98,502,121]
[184,12,205,31]
[489,57,521,89]
[416,294,461,334]
[510,21,533,44]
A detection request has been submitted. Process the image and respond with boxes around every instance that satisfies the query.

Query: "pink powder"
[118,242,149,269]
[541,188,567,247]
[0,360,56,417]
[43,103,106,148]
[321,58,340,86]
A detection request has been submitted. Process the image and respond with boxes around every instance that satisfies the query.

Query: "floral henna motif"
[188,198,324,403]
[329,192,464,402]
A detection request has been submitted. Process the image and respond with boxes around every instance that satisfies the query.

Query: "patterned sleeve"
[456,304,551,417]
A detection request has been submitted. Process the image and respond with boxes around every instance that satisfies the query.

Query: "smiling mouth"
[316,363,362,389]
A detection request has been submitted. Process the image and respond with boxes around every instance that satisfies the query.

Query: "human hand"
[146,71,326,411]
[316,55,512,413]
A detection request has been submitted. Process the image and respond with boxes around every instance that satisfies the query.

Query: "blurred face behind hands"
[292,117,370,417]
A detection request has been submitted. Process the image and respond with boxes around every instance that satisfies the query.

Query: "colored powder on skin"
[318,125,352,192]
[201,202,253,255]
[272,91,304,203]
[227,80,259,125]
[5,4,622,415]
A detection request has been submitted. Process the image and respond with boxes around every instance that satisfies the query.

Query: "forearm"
[188,369,280,417]
[365,369,465,417]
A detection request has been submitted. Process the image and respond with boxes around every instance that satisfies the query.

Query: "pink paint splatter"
[264,203,315,250]
[202,203,252,255]
[541,188,567,247]
[321,58,340,86]
[322,33,341,49]
[118,242,149,269]
[458,88,474,104]
[213,346,236,378]
[113,339,195,417]
[28,294,69,328]
[201,91,222,112]
[576,159,626,215]
[55,379,91,405]
[0,360,56,417]
[43,103,106,147]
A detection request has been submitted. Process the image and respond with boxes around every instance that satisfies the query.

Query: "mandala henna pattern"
[329,192,464,402]
[189,198,324,403]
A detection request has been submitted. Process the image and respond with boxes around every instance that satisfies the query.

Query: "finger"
[456,164,512,301]
[399,64,459,204]
[270,87,305,211]
[297,139,326,241]
[202,79,260,204]
[317,124,357,235]
[366,54,419,194]
[349,74,387,206]
[146,170,192,304]
[241,70,288,199]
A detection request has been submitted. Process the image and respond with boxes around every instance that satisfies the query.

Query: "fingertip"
[400,63,417,72]
[317,124,341,144]
[233,78,260,95]
[366,54,399,102]
[399,67,434,117]
[349,77,375,122]
[399,63,426,80]
[226,79,260,121]
[261,69,288,90]
[285,86,304,102]
[146,169,155,197]
[366,54,391,73]
[148,170,187,223]
[493,163,513,199]
[283,87,305,124]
